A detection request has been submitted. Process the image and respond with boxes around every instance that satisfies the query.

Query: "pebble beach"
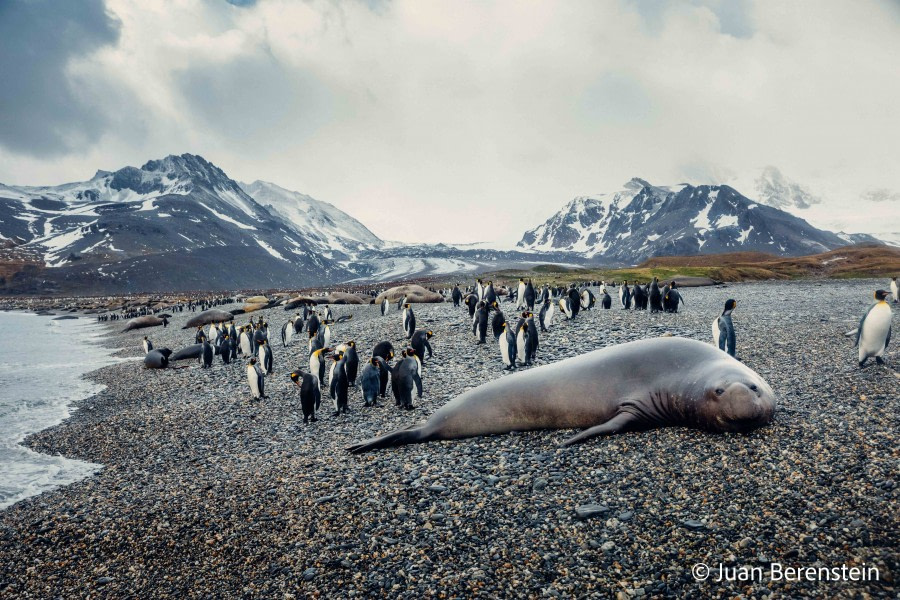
[0,279,897,598]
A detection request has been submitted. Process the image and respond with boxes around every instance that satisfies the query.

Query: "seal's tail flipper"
[560,412,637,447]
[347,425,430,454]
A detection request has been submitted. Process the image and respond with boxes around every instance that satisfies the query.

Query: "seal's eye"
[715,388,725,396]
[749,384,758,391]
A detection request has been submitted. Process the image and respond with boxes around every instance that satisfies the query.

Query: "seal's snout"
[716,381,776,432]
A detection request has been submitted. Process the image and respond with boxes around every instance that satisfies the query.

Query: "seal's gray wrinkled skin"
[348,337,776,453]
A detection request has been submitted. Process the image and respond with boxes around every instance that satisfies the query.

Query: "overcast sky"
[1,0,898,244]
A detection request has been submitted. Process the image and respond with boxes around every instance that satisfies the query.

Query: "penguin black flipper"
[717,317,728,352]
[854,306,875,347]
[413,372,423,398]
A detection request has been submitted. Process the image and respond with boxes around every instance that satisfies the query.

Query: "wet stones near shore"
[0,279,897,598]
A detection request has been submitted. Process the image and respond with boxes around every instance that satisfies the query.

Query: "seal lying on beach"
[183,309,234,329]
[347,337,776,453]
[123,315,168,332]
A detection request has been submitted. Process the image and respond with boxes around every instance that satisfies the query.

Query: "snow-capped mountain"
[239,180,383,257]
[518,178,880,262]
[0,154,350,293]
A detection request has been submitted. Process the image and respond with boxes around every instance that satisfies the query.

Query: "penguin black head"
[875,290,890,301]
[347,340,355,347]
[426,330,433,338]
[289,371,301,383]
[723,299,737,313]
[250,358,257,365]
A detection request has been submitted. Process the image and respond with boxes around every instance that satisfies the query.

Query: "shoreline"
[1,280,896,597]
[0,312,125,511]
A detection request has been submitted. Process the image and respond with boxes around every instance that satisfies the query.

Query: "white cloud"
[0,0,898,243]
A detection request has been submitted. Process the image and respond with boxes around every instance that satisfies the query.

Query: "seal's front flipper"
[560,412,637,446]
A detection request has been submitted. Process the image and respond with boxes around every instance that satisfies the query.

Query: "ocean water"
[0,312,121,510]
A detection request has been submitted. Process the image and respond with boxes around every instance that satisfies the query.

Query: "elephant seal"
[123,315,168,332]
[171,343,220,361]
[144,348,171,369]
[183,309,234,329]
[347,337,776,453]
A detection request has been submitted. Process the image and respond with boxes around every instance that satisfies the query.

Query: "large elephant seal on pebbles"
[348,337,776,453]
[183,309,234,329]
[123,315,168,332]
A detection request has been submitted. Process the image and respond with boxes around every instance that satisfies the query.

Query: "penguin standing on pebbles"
[464,294,479,318]
[559,295,573,320]
[410,330,434,365]
[220,335,232,364]
[620,281,632,310]
[330,351,350,415]
[712,299,737,357]
[199,336,213,369]
[402,304,416,339]
[473,301,489,344]
[290,370,320,423]
[142,336,153,354]
[855,290,893,367]
[539,296,555,332]
[309,346,331,386]
[491,303,506,339]
[359,358,382,407]
[451,285,462,307]
[499,322,517,370]
[247,358,266,400]
[601,287,612,310]
[239,327,252,356]
[343,341,359,386]
[891,277,898,304]
[381,297,389,316]
[258,338,273,375]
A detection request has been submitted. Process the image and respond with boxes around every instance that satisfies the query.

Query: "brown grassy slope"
[639,244,900,280]
[470,245,900,288]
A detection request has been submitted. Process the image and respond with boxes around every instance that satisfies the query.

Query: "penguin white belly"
[499,335,510,366]
[860,304,892,358]
[258,346,266,367]
[323,326,331,348]
[240,334,251,355]
[892,281,899,302]
[247,365,261,398]
[517,283,525,308]
[309,354,320,377]
[546,303,554,325]
[285,326,294,345]
[516,328,526,358]
[142,340,150,354]
[415,356,422,378]
[711,317,721,348]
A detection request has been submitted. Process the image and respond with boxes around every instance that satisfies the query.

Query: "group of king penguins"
[447,277,692,371]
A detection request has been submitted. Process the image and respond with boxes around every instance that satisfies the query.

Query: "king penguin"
[712,299,737,357]
[539,296,554,332]
[499,321,517,370]
[142,336,153,354]
[891,277,898,304]
[855,290,892,367]
[258,338,273,375]
[247,357,266,400]
[290,369,320,423]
